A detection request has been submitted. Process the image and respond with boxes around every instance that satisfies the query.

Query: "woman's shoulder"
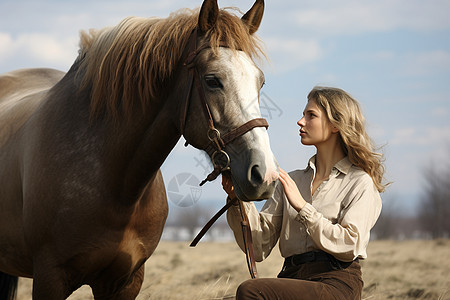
[347,165,377,190]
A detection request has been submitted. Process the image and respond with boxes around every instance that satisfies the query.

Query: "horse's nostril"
[250,164,264,185]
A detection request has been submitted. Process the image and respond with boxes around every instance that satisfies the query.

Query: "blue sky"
[1,0,449,217]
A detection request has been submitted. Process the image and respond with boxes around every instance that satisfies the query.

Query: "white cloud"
[401,50,450,77]
[292,0,450,36]
[263,37,324,73]
[371,51,395,61]
[367,124,387,144]
[431,107,449,118]
[18,34,78,65]
[391,127,416,145]
[391,126,450,146]
[358,49,450,79]
[0,32,78,71]
[0,33,14,58]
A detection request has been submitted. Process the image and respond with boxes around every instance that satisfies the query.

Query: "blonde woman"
[223,86,387,299]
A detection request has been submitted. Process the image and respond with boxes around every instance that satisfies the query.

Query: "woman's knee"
[236,279,262,300]
[236,278,285,300]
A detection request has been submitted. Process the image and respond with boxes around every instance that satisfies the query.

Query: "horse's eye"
[204,75,223,89]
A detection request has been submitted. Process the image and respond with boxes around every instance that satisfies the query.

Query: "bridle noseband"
[180,27,269,186]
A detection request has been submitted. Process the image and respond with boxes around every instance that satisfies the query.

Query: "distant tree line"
[417,157,450,238]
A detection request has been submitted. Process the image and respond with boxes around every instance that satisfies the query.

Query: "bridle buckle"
[207,128,221,142]
[212,149,231,172]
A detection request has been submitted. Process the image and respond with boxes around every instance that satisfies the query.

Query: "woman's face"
[297,100,336,146]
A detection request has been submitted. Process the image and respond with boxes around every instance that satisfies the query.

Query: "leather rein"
[190,197,258,279]
[181,27,262,278]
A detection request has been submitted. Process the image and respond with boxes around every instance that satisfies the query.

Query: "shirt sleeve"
[226,181,284,262]
[296,175,382,262]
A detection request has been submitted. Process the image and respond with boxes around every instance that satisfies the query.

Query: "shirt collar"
[334,156,352,175]
[306,155,352,175]
[306,155,317,172]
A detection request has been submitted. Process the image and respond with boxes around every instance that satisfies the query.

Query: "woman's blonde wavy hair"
[308,86,388,192]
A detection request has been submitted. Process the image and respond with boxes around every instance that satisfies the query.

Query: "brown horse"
[0,0,278,299]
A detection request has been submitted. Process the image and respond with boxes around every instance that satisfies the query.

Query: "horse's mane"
[76,8,265,120]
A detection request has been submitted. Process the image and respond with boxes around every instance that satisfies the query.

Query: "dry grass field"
[17,239,450,299]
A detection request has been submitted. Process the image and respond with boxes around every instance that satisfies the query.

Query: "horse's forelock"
[77,8,265,122]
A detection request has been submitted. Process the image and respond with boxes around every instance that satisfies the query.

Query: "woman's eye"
[205,75,223,89]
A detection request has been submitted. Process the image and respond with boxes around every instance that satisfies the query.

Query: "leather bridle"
[181,27,262,278]
[180,27,269,186]
[190,196,258,278]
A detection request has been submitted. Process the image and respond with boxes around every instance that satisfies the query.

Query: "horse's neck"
[54,65,183,204]
[116,105,181,200]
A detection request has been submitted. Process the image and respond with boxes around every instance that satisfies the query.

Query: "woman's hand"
[278,168,307,212]
[222,171,236,200]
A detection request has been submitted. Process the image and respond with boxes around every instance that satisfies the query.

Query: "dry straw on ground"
[17,239,450,299]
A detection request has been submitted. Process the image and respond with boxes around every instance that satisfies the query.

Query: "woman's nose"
[297,117,305,127]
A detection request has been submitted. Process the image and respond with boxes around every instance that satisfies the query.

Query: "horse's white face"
[184,47,279,201]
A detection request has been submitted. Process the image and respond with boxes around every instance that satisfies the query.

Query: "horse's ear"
[241,0,264,34]
[198,0,219,34]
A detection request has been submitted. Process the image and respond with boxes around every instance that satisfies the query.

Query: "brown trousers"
[236,260,363,300]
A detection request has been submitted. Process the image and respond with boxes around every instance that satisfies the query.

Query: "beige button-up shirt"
[227,156,382,262]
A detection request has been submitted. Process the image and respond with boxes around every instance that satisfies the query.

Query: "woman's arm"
[279,169,382,261]
[223,173,283,261]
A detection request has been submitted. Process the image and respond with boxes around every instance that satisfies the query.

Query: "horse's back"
[0,68,64,102]
[0,68,64,147]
